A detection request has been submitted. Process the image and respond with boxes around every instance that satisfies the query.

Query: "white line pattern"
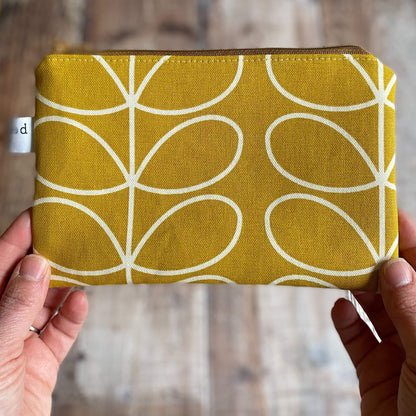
[269,275,337,288]
[34,116,129,179]
[265,55,397,284]
[265,113,379,193]
[135,55,244,115]
[265,54,379,112]
[134,115,243,194]
[265,194,379,276]
[93,55,130,99]
[378,59,386,257]
[34,55,244,285]
[176,275,238,284]
[35,197,126,261]
[131,195,242,275]
[35,92,129,115]
[51,275,91,286]
[34,52,397,287]
[36,174,129,195]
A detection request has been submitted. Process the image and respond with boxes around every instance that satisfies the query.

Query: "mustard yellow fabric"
[33,50,397,290]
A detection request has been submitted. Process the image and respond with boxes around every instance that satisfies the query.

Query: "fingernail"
[383,258,413,288]
[18,255,48,281]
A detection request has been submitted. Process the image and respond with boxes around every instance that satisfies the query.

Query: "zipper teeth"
[53,45,369,56]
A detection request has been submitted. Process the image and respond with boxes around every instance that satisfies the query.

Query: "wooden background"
[0,0,415,415]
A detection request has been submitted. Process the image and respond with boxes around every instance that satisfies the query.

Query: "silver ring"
[29,325,42,335]
[29,309,60,336]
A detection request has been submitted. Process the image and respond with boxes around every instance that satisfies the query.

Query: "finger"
[40,289,88,364]
[398,209,416,267]
[351,291,399,342]
[31,287,73,330]
[0,208,32,292]
[380,258,416,368]
[331,298,379,369]
[0,254,50,352]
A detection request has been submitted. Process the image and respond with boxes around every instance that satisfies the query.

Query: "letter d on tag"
[8,117,33,153]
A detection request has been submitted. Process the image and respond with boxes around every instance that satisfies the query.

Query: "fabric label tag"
[8,117,33,153]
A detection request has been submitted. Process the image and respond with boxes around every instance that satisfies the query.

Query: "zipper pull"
[8,117,33,153]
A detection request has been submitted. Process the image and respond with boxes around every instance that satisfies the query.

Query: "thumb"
[380,258,416,367]
[0,254,50,351]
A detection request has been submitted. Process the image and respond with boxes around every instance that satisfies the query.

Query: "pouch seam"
[42,57,379,64]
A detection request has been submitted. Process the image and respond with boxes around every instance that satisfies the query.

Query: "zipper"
[51,45,369,56]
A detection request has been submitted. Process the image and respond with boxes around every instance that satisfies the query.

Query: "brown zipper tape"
[49,45,369,56]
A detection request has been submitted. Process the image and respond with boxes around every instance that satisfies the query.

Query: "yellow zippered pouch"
[31,45,397,290]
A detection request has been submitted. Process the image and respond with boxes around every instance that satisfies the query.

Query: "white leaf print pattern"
[34,55,244,285]
[265,55,398,286]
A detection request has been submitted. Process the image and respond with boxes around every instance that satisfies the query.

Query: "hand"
[332,210,416,415]
[0,209,88,416]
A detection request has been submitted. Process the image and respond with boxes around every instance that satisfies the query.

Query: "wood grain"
[0,1,415,415]
[205,1,360,414]
[0,0,87,232]
[208,285,267,415]
[54,285,209,416]
[207,0,324,49]
[322,0,375,49]
[85,0,199,49]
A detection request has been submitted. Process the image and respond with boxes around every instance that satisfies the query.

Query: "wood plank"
[207,0,324,49]
[53,284,210,416]
[0,0,87,232]
[85,0,199,49]
[1,1,415,415]
[207,285,267,415]
[256,286,360,415]
[205,1,359,415]
[52,2,210,415]
[322,0,416,215]
[321,0,375,49]
[371,0,416,217]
